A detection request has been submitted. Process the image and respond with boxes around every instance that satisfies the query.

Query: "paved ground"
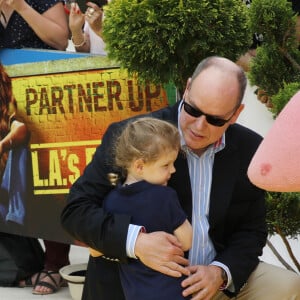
[1,82,299,300]
[0,244,89,300]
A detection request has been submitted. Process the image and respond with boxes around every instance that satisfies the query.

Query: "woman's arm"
[68,2,91,53]
[69,1,104,53]
[0,120,29,156]
[8,0,69,50]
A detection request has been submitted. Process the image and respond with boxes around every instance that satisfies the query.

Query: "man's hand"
[135,231,190,277]
[181,265,223,300]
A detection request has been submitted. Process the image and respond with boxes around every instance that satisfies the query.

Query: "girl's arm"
[174,219,193,251]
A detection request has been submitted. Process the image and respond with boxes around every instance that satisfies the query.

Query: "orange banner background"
[1,51,175,243]
[12,67,169,195]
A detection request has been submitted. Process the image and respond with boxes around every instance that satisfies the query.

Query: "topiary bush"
[247,0,300,116]
[249,44,298,98]
[270,81,300,117]
[267,192,300,239]
[266,191,300,272]
[248,0,297,46]
[103,0,251,93]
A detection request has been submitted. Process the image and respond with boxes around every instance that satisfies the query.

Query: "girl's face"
[141,149,178,186]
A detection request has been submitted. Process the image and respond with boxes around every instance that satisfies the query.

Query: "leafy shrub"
[248,0,300,103]
[248,44,298,96]
[103,0,251,92]
[266,192,300,238]
[270,81,300,117]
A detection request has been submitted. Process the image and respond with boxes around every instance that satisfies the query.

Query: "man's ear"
[230,103,245,124]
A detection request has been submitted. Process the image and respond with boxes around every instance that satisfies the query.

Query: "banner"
[0,49,176,244]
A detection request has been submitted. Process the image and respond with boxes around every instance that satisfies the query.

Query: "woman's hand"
[1,0,27,12]
[85,2,103,37]
[69,2,85,32]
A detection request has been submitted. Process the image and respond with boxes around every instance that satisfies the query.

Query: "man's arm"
[61,117,189,275]
[61,122,131,260]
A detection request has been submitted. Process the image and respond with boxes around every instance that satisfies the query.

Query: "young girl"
[89,117,192,300]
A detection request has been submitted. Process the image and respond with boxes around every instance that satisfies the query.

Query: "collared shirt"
[178,101,222,266]
[177,101,232,289]
[183,143,220,266]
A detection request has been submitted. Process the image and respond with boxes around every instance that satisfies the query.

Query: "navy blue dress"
[104,180,191,300]
[0,0,62,49]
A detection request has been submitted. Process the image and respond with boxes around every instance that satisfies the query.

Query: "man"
[61,56,300,300]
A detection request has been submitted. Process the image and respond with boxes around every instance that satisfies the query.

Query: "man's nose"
[194,115,207,128]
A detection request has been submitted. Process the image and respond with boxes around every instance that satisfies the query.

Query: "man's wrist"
[126,224,145,259]
[219,268,228,290]
[134,228,146,260]
[210,261,231,290]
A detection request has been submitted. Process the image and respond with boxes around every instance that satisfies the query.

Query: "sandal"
[18,271,46,288]
[32,270,66,295]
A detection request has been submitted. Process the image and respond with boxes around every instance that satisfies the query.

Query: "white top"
[84,22,107,55]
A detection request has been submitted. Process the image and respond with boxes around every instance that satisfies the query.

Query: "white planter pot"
[59,263,87,300]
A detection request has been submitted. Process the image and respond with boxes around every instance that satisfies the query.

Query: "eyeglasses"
[182,100,237,127]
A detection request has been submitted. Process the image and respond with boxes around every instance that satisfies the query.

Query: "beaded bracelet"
[71,36,86,47]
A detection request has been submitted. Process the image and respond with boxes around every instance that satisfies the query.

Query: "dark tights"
[43,240,70,272]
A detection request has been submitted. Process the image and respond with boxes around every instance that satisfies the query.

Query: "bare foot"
[18,271,46,287]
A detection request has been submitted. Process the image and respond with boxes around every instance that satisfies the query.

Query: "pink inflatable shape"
[247,90,300,192]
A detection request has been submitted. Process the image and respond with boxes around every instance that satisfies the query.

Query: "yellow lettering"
[49,150,63,186]
[68,154,80,184]
[31,151,44,187]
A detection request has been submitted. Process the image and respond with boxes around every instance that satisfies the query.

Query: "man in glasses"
[61,56,300,300]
